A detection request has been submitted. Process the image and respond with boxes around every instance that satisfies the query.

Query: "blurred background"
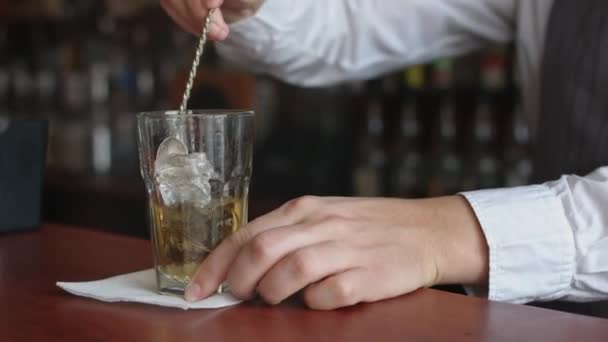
[0,0,531,238]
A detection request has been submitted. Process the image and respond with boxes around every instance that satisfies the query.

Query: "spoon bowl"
[156,136,188,165]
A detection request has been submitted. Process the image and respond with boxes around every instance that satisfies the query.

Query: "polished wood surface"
[1,224,607,342]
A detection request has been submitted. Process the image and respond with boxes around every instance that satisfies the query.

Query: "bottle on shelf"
[468,48,508,190]
[0,64,9,118]
[470,94,500,189]
[504,101,533,186]
[89,62,113,175]
[34,66,59,166]
[390,90,422,197]
[389,65,426,197]
[429,58,463,196]
[380,72,403,151]
[452,53,481,172]
[58,66,89,173]
[131,24,157,111]
[253,76,280,147]
[110,49,139,178]
[353,90,387,197]
[10,62,34,117]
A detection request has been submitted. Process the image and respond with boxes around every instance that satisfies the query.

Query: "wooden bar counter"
[1,224,607,341]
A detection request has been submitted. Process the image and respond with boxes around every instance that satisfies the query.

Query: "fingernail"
[185,283,201,302]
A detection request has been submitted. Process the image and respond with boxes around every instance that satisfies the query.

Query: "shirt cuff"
[216,0,295,69]
[461,184,575,304]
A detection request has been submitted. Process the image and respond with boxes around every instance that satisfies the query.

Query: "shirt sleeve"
[216,0,517,86]
[461,167,608,304]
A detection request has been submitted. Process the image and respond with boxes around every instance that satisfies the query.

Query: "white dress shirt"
[217,0,608,304]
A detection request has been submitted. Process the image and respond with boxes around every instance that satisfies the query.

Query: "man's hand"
[185,196,489,310]
[160,0,264,40]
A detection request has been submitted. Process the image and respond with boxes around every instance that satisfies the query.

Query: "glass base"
[158,286,188,297]
[157,278,230,297]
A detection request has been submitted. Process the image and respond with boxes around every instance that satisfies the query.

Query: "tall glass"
[137,110,254,295]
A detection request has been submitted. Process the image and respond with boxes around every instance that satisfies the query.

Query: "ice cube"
[155,151,218,208]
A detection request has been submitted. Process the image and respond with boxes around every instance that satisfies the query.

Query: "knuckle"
[319,214,347,230]
[187,0,208,18]
[282,196,319,214]
[290,250,316,279]
[228,228,250,248]
[321,214,343,224]
[248,233,274,261]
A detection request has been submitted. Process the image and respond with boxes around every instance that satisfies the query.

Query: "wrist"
[424,196,489,286]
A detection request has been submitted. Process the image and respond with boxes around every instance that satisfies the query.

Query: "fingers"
[161,0,198,35]
[186,196,324,300]
[184,0,208,26]
[303,243,427,310]
[226,217,348,299]
[303,268,369,311]
[160,0,229,40]
[179,194,440,309]
[205,0,223,7]
[184,218,274,300]
[169,0,198,33]
[208,9,230,40]
[185,1,229,39]
[256,241,357,305]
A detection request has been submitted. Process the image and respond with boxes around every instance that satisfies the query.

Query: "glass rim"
[137,109,254,119]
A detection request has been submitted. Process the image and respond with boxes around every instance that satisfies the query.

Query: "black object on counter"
[0,118,48,232]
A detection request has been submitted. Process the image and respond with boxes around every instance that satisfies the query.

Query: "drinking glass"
[137,110,254,295]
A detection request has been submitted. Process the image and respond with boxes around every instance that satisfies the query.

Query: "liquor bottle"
[0,64,9,118]
[110,51,139,177]
[131,25,157,111]
[452,53,481,176]
[59,67,89,173]
[470,48,507,190]
[430,59,463,195]
[34,69,58,116]
[34,66,59,166]
[436,101,462,194]
[406,65,427,144]
[380,73,403,151]
[389,66,426,197]
[10,62,34,117]
[0,27,9,118]
[253,76,280,147]
[390,91,422,197]
[90,62,112,175]
[352,90,387,197]
[504,101,533,186]
[471,93,500,189]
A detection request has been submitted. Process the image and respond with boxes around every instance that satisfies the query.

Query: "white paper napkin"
[57,269,242,310]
